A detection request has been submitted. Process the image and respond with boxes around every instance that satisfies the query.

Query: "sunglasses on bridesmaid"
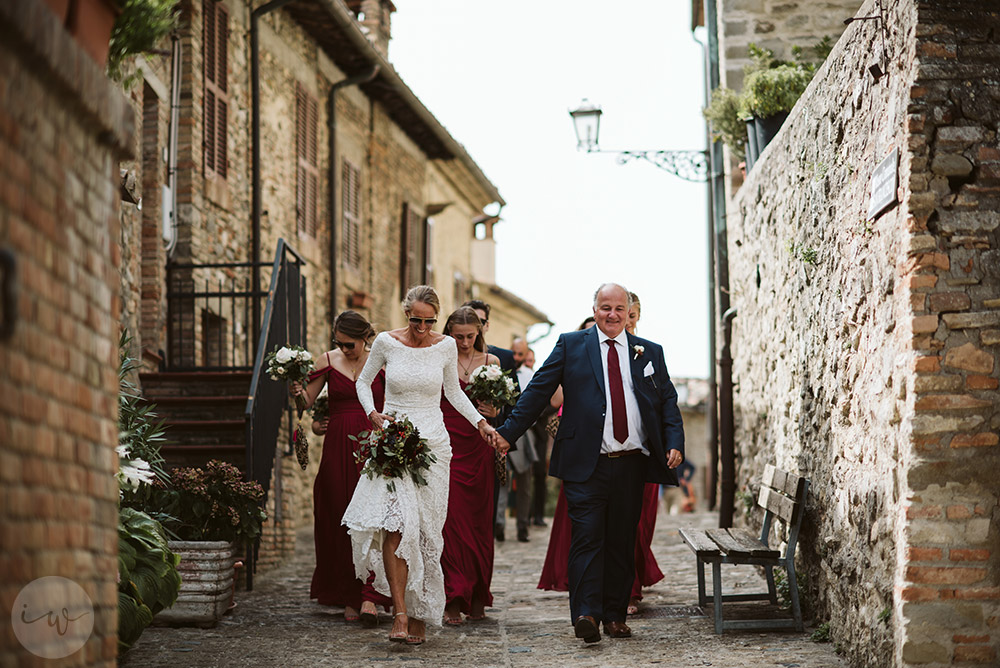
[332,340,356,350]
[408,316,437,326]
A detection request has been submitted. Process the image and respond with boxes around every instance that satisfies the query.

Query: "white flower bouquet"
[466,363,519,409]
[265,344,315,412]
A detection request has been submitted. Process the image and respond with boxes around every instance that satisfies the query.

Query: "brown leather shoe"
[574,615,601,643]
[603,620,632,638]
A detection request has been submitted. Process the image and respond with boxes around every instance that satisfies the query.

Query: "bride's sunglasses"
[408,317,437,326]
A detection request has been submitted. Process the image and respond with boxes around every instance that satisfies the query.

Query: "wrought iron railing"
[243,239,307,588]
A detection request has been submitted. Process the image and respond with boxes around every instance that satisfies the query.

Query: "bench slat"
[706,528,780,559]
[762,464,807,500]
[758,486,799,524]
[679,528,721,557]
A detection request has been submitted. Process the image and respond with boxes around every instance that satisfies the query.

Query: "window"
[296,84,319,237]
[399,202,425,297]
[342,159,362,268]
[424,216,434,287]
[203,0,228,178]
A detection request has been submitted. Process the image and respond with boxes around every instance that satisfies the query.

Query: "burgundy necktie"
[606,340,629,444]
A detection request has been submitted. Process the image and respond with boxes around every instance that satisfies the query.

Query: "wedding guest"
[440,307,500,625]
[342,286,504,645]
[501,337,537,542]
[292,311,392,625]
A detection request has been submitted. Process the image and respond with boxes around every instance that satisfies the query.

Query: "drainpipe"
[251,0,296,344]
[693,28,719,513]
[328,65,379,329]
[165,34,181,258]
[704,0,734,528]
[719,306,738,528]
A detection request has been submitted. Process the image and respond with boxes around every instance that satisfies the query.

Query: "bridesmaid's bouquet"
[265,345,315,412]
[350,414,437,492]
[465,364,519,408]
[311,385,329,422]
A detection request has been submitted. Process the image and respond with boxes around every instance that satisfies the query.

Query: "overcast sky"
[390,0,711,379]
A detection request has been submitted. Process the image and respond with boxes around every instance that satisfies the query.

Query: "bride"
[342,285,506,645]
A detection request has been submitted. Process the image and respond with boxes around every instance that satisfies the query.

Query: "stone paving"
[122,511,847,667]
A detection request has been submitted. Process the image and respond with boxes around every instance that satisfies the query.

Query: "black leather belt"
[601,449,643,459]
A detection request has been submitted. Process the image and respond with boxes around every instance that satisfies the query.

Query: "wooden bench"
[679,464,810,634]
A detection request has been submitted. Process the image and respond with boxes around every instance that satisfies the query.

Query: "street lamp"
[568,98,709,183]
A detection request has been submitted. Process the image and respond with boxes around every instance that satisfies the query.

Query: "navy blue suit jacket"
[497,327,684,485]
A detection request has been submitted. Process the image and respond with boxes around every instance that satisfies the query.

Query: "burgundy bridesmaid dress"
[440,379,495,615]
[310,366,392,611]
[537,482,663,601]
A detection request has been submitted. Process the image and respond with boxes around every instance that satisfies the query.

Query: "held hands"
[666,449,683,469]
[478,421,508,454]
[476,401,498,419]
[368,411,392,432]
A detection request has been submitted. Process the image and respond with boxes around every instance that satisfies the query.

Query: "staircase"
[139,371,252,470]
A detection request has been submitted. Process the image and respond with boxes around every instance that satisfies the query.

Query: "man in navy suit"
[492,283,684,642]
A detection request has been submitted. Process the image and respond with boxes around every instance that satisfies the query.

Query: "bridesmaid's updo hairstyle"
[401,285,440,315]
[629,292,641,317]
[443,307,486,352]
[333,310,375,343]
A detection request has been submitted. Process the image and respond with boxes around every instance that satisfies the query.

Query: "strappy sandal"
[405,619,425,645]
[359,601,378,628]
[389,612,408,643]
[344,606,360,623]
[443,614,463,626]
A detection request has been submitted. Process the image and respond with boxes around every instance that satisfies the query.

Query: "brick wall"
[0,1,135,664]
[727,0,999,666]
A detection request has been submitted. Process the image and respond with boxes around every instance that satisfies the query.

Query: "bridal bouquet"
[465,364,519,408]
[265,345,315,412]
[350,414,437,492]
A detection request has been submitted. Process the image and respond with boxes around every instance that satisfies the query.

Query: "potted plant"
[143,460,268,627]
[741,64,815,152]
[702,87,746,164]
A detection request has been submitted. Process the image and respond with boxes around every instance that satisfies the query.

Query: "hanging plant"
[107,0,180,83]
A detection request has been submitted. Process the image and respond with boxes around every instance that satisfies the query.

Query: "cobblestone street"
[122,511,846,667]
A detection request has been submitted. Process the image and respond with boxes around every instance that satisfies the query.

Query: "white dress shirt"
[596,328,648,455]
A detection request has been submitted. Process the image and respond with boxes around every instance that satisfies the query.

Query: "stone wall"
[727,0,999,665]
[0,1,135,664]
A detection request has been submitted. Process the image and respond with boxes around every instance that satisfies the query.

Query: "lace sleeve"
[441,339,484,428]
[356,333,387,417]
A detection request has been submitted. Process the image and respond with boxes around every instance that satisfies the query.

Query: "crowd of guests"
[291,285,694,645]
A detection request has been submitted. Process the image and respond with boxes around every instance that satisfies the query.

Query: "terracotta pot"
[154,541,238,628]
[67,0,119,66]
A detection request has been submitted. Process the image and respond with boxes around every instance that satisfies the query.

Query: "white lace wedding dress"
[342,332,484,624]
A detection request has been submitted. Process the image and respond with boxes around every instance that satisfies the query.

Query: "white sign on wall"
[868,147,899,220]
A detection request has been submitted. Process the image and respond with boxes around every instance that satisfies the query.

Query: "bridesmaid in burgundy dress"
[294,311,392,624]
[537,305,664,614]
[440,307,500,625]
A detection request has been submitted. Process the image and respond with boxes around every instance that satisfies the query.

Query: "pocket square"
[643,361,654,377]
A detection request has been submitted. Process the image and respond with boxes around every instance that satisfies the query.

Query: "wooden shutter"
[296,84,319,237]
[399,202,424,296]
[203,1,228,178]
[342,160,361,268]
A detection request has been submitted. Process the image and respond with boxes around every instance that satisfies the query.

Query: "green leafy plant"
[742,64,815,119]
[118,507,182,651]
[811,621,831,642]
[735,489,755,518]
[787,241,819,265]
[703,87,747,162]
[878,606,892,625]
[146,460,268,547]
[118,330,168,498]
[108,0,180,83]
[773,567,810,612]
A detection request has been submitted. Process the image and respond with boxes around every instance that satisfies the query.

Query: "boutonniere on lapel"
[632,344,645,360]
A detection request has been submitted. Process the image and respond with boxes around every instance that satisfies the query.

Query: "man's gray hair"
[592,283,633,308]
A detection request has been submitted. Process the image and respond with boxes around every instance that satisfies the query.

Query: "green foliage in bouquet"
[351,415,437,492]
[465,364,519,408]
[118,507,181,651]
[145,460,268,547]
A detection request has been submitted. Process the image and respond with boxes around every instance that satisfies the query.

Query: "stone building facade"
[715,0,999,665]
[115,0,547,573]
[0,2,135,665]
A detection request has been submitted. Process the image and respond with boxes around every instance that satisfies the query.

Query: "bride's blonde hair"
[401,285,440,315]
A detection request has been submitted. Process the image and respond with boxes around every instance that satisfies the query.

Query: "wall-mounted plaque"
[868,147,899,220]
